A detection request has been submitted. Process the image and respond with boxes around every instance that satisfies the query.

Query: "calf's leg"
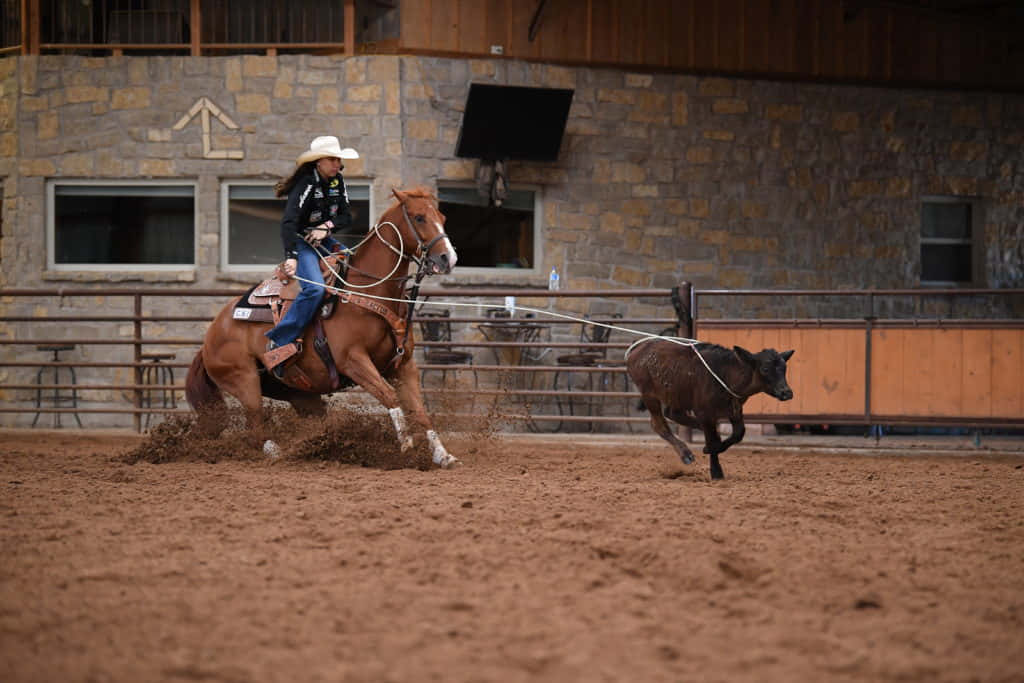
[643,397,696,465]
[701,420,726,480]
[703,416,745,455]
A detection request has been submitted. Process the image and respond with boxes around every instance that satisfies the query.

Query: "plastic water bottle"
[548,267,560,291]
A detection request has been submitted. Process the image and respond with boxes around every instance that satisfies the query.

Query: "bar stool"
[140,352,177,428]
[33,344,82,428]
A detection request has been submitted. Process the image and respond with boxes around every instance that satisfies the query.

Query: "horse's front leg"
[394,357,458,468]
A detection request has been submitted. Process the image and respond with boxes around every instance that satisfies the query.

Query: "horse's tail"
[185,349,221,411]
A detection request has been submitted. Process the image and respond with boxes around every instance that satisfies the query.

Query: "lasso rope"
[290,241,741,397]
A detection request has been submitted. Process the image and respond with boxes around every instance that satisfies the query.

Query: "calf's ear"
[733,345,756,365]
[781,349,795,361]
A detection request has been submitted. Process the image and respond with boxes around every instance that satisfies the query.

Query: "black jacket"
[280,167,353,259]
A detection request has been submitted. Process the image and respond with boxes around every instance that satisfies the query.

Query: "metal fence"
[2,285,1022,433]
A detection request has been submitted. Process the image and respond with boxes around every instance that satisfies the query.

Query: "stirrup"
[263,340,302,370]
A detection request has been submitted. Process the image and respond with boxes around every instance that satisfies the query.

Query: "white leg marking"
[263,440,282,460]
[389,407,414,452]
[427,429,459,468]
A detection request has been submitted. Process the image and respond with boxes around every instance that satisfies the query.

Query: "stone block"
[951,106,982,127]
[703,130,734,141]
[139,159,174,176]
[19,160,56,176]
[407,119,438,140]
[236,93,270,115]
[348,84,382,102]
[686,147,713,164]
[832,112,859,132]
[950,141,987,162]
[225,58,242,92]
[243,55,277,78]
[713,99,748,115]
[667,92,687,127]
[764,103,801,122]
[699,79,734,96]
[112,87,151,109]
[37,112,58,140]
[65,86,108,103]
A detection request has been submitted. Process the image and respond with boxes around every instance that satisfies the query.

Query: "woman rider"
[263,135,358,375]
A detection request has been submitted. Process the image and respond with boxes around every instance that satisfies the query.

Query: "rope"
[285,271,741,398]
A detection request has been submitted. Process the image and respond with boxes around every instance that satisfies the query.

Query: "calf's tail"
[185,349,221,411]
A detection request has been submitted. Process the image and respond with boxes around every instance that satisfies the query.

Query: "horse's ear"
[781,349,795,361]
[391,188,406,203]
[733,346,756,366]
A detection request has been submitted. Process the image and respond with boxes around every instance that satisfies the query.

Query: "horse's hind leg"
[643,397,696,465]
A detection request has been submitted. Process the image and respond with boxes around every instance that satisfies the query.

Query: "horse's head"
[385,188,457,275]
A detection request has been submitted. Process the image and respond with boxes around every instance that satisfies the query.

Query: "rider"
[263,135,358,374]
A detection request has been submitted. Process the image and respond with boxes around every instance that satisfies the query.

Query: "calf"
[626,339,794,480]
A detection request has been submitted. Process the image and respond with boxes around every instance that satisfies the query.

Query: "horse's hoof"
[434,453,460,469]
[263,440,283,460]
[681,454,695,465]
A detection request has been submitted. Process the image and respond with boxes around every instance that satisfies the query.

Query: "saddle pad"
[232,283,276,323]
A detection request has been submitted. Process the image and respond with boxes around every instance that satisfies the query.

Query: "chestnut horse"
[185,188,460,467]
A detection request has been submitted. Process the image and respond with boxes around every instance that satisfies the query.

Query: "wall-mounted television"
[455,84,574,162]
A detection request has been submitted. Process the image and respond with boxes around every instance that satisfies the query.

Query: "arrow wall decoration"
[172,97,244,160]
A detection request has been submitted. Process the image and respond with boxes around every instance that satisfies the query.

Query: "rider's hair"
[274,161,317,198]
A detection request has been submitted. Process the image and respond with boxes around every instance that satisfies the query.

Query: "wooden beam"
[345,0,355,55]
[190,0,201,56]
[26,0,39,55]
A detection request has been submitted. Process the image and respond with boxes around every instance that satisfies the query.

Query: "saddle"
[232,255,345,326]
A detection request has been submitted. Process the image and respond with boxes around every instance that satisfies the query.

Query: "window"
[920,197,981,285]
[437,185,539,272]
[221,180,372,271]
[48,181,196,270]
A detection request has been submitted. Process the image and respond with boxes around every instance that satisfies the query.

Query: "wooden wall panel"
[457,1,487,55]
[694,327,864,418]
[961,329,993,416]
[399,0,1021,96]
[668,325,1022,422]
[991,330,1024,418]
[666,0,695,70]
[588,0,617,63]
[715,0,743,72]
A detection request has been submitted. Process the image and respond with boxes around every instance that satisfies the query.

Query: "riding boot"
[263,340,303,377]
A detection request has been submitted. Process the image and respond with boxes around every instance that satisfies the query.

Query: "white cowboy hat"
[296,135,360,165]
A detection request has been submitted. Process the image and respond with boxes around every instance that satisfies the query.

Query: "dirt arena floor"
[1,415,1023,683]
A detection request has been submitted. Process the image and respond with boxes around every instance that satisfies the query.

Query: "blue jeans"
[265,238,338,346]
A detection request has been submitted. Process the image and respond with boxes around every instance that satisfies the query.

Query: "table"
[476,321,550,367]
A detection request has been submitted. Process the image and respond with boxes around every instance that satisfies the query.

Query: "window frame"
[919,195,985,288]
[436,181,543,278]
[219,178,374,274]
[46,178,198,272]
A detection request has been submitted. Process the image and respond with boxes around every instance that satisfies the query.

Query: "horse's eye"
[415,215,425,223]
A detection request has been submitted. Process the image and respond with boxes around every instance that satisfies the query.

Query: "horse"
[626,339,794,480]
[185,188,460,467]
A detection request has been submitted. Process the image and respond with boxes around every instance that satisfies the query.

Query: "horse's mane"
[386,186,437,212]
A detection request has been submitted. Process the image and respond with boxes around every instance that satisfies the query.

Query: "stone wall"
[0,53,1021,425]
[2,54,1022,296]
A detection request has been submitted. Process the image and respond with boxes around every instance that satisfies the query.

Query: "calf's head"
[733,346,795,401]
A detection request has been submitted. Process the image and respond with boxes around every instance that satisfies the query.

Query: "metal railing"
[0,285,682,432]
[2,284,1022,433]
[4,0,360,56]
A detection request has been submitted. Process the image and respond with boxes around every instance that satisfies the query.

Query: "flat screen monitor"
[455,84,574,162]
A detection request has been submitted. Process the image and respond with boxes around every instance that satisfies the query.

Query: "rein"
[312,199,442,367]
